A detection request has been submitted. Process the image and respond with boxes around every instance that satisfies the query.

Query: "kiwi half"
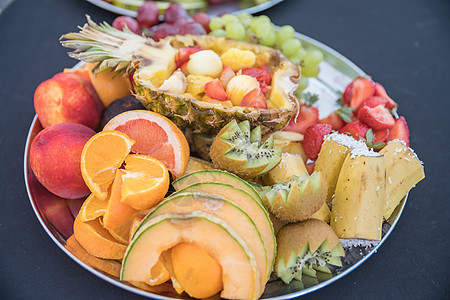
[275,219,345,284]
[261,172,326,222]
[210,120,282,179]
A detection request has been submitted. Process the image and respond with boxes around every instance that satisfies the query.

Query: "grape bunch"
[209,13,324,92]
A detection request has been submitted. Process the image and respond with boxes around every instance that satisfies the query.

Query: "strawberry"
[303,124,332,160]
[204,79,228,101]
[175,45,203,68]
[179,61,189,75]
[355,96,393,115]
[319,111,345,131]
[386,116,410,146]
[259,81,268,95]
[240,88,267,109]
[373,128,389,143]
[306,161,315,175]
[283,105,319,134]
[241,67,271,85]
[374,82,397,109]
[339,121,369,140]
[219,65,235,88]
[358,105,396,130]
[343,77,375,108]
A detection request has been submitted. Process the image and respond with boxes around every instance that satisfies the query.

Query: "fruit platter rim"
[23,28,408,299]
[86,0,285,18]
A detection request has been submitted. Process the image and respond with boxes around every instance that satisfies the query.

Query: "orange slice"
[81,130,135,200]
[81,194,107,221]
[103,110,190,179]
[120,154,170,210]
[74,194,127,260]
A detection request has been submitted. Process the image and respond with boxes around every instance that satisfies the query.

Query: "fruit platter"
[24,4,424,299]
[87,0,284,18]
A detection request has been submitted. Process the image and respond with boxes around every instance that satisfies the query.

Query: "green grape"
[222,14,240,25]
[260,30,276,47]
[297,77,309,91]
[288,47,307,64]
[209,17,226,30]
[255,21,274,38]
[302,64,320,77]
[225,22,245,40]
[303,50,324,67]
[255,15,271,25]
[249,18,261,32]
[209,29,227,37]
[237,12,252,27]
[280,38,302,58]
[276,25,295,44]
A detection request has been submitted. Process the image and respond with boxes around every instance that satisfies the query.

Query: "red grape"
[153,23,181,41]
[164,3,189,24]
[180,21,206,35]
[192,12,210,32]
[137,1,159,28]
[112,16,140,34]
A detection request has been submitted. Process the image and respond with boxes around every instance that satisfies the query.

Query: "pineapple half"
[61,17,300,134]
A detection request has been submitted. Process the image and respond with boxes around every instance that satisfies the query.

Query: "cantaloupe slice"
[172,170,262,203]
[122,212,261,300]
[171,182,275,278]
[171,243,223,298]
[103,169,137,230]
[136,192,268,289]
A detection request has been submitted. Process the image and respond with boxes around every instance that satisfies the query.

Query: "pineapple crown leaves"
[365,129,386,150]
[60,15,150,75]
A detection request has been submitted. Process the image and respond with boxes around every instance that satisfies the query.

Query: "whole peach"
[34,72,105,130]
[30,123,95,199]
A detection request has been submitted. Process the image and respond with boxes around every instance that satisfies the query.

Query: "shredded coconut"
[325,132,367,150]
[350,147,380,159]
[340,238,380,249]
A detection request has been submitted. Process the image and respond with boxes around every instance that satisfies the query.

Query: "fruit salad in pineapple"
[61,17,300,134]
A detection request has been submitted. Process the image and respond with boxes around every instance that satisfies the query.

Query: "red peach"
[34,72,105,130]
[30,123,95,199]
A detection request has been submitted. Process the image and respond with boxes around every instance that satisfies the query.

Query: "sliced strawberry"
[179,61,189,75]
[373,128,390,143]
[283,105,319,134]
[175,45,203,68]
[259,81,268,95]
[358,105,396,130]
[204,79,228,101]
[241,67,271,85]
[339,121,369,140]
[374,82,397,109]
[355,96,393,115]
[303,124,333,160]
[343,77,375,108]
[386,116,410,146]
[319,111,345,131]
[306,161,315,175]
[219,65,235,88]
[240,88,267,109]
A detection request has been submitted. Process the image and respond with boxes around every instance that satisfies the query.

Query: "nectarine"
[30,123,95,199]
[34,72,104,130]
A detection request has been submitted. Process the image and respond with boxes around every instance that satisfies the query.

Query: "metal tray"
[24,30,408,299]
[86,0,285,18]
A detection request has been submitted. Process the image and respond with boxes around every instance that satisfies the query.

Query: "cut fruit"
[122,212,261,300]
[120,154,170,210]
[310,203,332,223]
[210,120,282,179]
[81,130,135,200]
[379,141,425,219]
[65,235,121,278]
[170,182,276,278]
[103,110,189,179]
[74,196,127,259]
[275,219,344,284]
[204,79,228,101]
[171,243,223,298]
[184,157,214,176]
[261,172,327,222]
[226,75,259,106]
[81,194,108,222]
[342,77,375,108]
[240,88,267,109]
[261,152,307,185]
[186,74,214,97]
[172,169,263,204]
[61,22,299,134]
[137,192,268,287]
[103,169,137,230]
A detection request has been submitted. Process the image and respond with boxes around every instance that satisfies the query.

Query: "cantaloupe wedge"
[122,212,261,300]
[171,182,276,279]
[137,192,268,289]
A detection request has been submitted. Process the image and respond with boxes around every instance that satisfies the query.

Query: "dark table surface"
[1,0,449,299]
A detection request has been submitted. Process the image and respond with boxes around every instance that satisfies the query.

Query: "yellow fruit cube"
[220,48,256,72]
[186,75,214,96]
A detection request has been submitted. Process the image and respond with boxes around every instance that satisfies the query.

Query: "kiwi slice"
[210,120,282,179]
[260,172,326,222]
[275,219,345,284]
